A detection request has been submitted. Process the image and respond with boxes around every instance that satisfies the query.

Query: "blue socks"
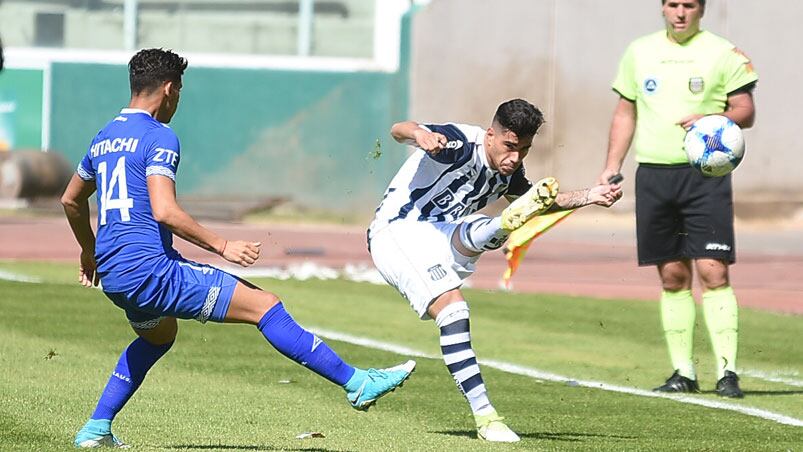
[90,337,173,421]
[258,302,355,386]
[85,303,355,427]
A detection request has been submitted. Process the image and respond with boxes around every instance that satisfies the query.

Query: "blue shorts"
[104,258,239,328]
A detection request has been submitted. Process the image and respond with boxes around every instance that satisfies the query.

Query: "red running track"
[1,215,801,315]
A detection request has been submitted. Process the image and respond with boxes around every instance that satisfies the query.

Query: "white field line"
[311,327,803,428]
[740,369,803,388]
[7,266,800,424]
[224,263,477,287]
[0,270,41,283]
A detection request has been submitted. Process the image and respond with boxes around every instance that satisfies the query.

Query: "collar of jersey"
[120,108,152,116]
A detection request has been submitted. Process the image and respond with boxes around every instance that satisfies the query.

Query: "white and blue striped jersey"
[368,122,532,242]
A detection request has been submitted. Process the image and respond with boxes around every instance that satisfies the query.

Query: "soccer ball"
[684,115,745,177]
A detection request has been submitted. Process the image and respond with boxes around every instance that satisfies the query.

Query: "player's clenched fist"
[412,128,448,155]
[588,183,623,207]
[222,240,261,267]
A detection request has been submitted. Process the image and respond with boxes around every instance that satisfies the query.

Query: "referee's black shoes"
[653,370,701,393]
[715,370,745,398]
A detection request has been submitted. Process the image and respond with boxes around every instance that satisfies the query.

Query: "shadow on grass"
[742,390,803,396]
[433,430,637,442]
[167,445,350,452]
[699,390,803,396]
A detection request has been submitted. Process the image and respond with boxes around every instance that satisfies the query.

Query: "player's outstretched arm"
[390,121,447,154]
[147,175,260,267]
[61,174,100,287]
[550,183,623,211]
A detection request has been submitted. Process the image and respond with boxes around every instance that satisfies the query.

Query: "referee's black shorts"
[635,163,735,266]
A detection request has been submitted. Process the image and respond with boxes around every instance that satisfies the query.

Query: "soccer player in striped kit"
[368,99,622,442]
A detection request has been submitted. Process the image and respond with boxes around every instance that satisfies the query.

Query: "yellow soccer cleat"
[501,177,559,231]
[475,410,521,443]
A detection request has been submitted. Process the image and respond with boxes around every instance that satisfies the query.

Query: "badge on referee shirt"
[643,77,659,95]
[689,77,704,94]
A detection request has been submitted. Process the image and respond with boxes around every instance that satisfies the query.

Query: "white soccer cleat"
[475,410,521,443]
[500,177,559,231]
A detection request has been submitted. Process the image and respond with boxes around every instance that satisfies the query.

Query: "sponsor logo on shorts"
[427,264,448,281]
[705,243,732,251]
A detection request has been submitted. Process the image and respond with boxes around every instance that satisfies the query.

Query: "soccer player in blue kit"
[61,48,415,448]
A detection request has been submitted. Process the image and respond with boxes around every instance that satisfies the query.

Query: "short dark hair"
[128,48,187,95]
[492,99,545,138]
[662,0,706,7]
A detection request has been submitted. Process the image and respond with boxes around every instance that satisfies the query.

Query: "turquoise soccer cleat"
[345,360,416,411]
[74,419,129,448]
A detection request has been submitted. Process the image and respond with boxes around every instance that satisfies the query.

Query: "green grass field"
[1,261,801,451]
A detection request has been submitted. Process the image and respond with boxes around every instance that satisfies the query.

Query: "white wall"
[410,0,803,212]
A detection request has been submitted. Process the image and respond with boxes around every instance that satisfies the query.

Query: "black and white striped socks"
[436,301,494,415]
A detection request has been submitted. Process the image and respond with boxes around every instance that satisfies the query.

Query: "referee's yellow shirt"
[612,30,758,165]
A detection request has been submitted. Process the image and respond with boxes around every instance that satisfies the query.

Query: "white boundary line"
[740,369,803,388]
[311,327,803,428]
[5,268,799,426]
[0,269,41,283]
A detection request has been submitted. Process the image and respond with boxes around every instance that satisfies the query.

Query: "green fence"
[46,13,412,212]
[0,68,44,151]
[51,63,407,210]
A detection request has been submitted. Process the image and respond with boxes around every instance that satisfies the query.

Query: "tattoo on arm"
[549,188,591,212]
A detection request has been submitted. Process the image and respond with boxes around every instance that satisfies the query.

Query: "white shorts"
[369,218,481,319]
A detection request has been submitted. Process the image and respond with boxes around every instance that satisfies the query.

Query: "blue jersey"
[77,109,181,292]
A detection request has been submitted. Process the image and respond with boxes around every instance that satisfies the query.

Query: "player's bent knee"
[133,317,178,345]
[427,289,466,319]
[226,282,281,324]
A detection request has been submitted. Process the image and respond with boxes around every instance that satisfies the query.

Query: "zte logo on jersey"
[427,264,447,281]
[153,148,179,167]
[444,140,463,150]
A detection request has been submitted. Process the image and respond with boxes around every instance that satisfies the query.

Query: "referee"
[598,0,757,398]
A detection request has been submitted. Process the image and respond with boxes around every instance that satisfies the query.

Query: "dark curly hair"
[128,48,187,95]
[492,99,544,138]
